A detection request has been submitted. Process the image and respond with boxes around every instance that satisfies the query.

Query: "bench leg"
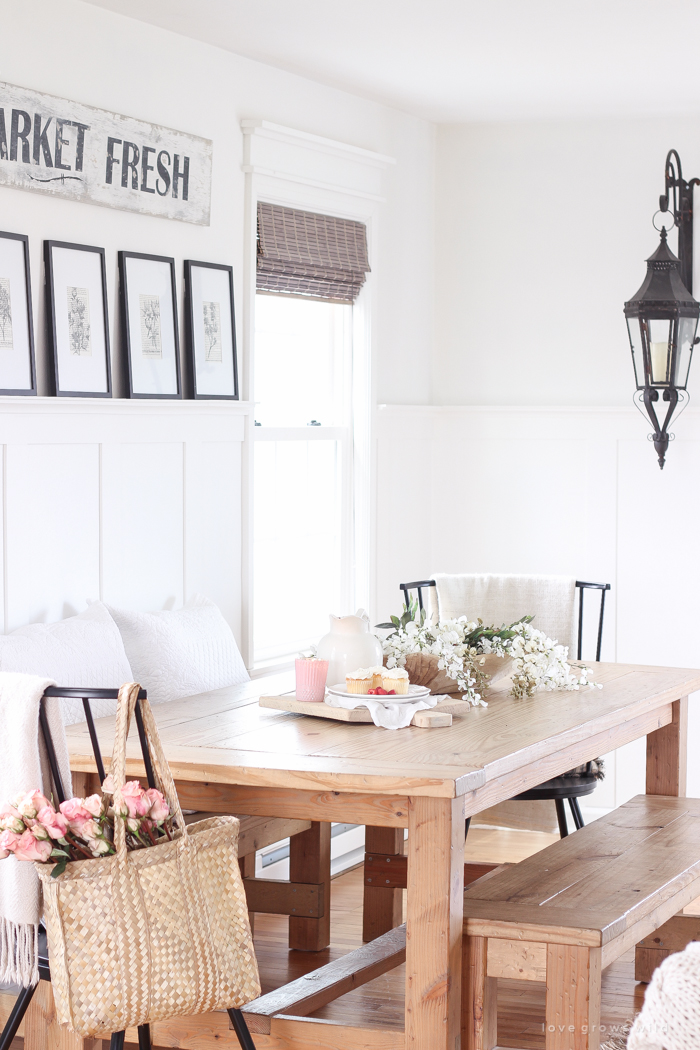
[545,945,601,1050]
[289,821,331,951]
[363,826,404,942]
[635,912,700,982]
[462,934,497,1050]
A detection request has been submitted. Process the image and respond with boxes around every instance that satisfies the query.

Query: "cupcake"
[368,666,384,689]
[345,668,375,694]
[381,667,410,695]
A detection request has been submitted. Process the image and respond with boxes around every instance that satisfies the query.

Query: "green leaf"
[50,848,69,858]
[390,615,400,628]
[50,858,68,878]
[374,622,396,630]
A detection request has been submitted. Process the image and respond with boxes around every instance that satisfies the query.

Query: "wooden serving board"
[259,694,472,728]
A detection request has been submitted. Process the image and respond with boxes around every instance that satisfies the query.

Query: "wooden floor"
[10,827,650,1049]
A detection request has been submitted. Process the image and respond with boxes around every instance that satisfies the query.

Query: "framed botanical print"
[44,241,111,397]
[0,231,36,395]
[118,251,181,399]
[183,260,239,399]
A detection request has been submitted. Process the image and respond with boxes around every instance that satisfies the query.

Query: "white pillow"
[105,595,249,705]
[0,603,134,724]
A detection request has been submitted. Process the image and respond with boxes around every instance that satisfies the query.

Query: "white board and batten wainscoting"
[0,397,250,646]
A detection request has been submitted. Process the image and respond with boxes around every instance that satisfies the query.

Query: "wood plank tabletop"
[64,662,700,801]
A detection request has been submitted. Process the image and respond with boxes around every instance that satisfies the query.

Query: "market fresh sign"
[0,82,212,225]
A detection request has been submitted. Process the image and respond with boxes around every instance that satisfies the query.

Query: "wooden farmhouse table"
[65,662,700,1050]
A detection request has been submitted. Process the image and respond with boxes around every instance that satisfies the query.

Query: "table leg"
[405,795,465,1050]
[363,825,404,942]
[289,821,331,951]
[647,697,688,796]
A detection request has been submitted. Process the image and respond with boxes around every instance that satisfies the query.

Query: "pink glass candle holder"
[295,658,329,702]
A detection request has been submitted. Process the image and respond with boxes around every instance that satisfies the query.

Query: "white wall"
[434,115,700,406]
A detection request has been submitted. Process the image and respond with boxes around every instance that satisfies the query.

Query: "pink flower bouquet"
[0,779,174,877]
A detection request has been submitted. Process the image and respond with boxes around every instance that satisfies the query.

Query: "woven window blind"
[257,202,370,304]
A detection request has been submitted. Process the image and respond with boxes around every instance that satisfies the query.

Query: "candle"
[650,341,669,383]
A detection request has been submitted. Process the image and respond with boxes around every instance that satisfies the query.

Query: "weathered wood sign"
[0,82,212,225]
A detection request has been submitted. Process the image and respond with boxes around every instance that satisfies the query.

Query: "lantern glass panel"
[675,314,698,389]
[627,317,646,389]
[647,317,673,385]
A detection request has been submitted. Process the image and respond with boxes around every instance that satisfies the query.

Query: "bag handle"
[110,682,188,858]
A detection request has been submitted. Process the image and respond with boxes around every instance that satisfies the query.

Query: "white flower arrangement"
[379,604,599,707]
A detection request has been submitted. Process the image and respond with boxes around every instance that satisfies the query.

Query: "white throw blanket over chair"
[429,573,577,652]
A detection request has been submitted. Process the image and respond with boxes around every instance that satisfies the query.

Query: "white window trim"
[239,120,395,669]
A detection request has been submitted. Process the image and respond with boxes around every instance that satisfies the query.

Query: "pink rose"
[101,775,115,795]
[71,818,99,841]
[0,830,20,854]
[145,789,169,823]
[122,782,150,818]
[37,806,69,841]
[13,830,52,863]
[0,800,20,820]
[86,838,110,857]
[83,795,103,818]
[17,791,51,821]
[59,798,91,826]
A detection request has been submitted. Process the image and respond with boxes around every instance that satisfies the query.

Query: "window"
[252,202,370,666]
[253,294,353,663]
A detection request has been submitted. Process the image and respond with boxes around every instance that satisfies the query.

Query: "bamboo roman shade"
[256,202,370,303]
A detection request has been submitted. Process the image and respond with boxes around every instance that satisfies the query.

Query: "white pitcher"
[316,610,383,688]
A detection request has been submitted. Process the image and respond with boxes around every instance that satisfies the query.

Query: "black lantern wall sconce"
[624,150,700,468]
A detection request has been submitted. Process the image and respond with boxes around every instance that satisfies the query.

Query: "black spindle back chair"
[397,578,611,837]
[0,687,256,1050]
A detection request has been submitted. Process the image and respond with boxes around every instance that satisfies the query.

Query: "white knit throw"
[628,941,700,1050]
[0,673,72,987]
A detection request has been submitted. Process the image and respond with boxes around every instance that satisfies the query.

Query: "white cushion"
[105,595,249,705]
[0,604,134,724]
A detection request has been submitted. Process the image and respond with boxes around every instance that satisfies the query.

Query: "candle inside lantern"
[650,341,669,383]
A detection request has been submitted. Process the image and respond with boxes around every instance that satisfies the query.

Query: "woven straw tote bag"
[37,682,260,1038]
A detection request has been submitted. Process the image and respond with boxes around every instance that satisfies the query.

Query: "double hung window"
[252,203,370,665]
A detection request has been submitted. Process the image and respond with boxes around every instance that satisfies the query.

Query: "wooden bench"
[463,794,700,1050]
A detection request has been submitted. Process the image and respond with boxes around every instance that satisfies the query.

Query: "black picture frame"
[118,251,181,400]
[44,240,111,398]
[183,260,239,400]
[0,231,37,396]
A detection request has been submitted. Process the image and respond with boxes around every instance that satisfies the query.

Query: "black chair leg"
[569,796,585,831]
[137,1023,152,1048]
[0,984,37,1050]
[464,816,471,840]
[555,798,569,838]
[228,1007,257,1050]
[109,1031,125,1050]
